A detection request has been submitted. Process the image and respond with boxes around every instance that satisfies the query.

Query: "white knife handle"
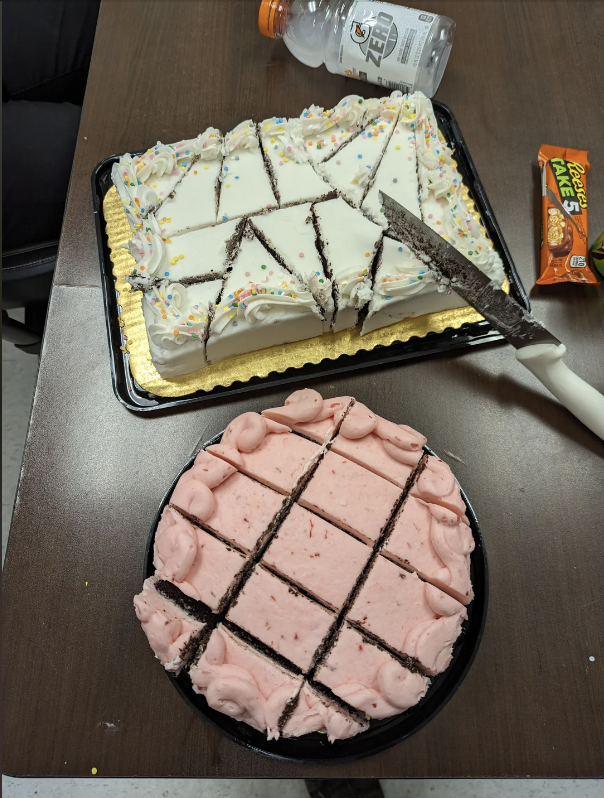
[516,343,604,440]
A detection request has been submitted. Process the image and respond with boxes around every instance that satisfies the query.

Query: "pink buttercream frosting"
[299,450,402,544]
[262,389,353,444]
[171,451,285,552]
[227,565,334,671]
[170,450,236,523]
[133,577,205,673]
[411,456,468,522]
[282,684,368,741]
[347,557,466,675]
[153,506,247,610]
[190,624,302,738]
[315,625,429,719]
[264,503,371,609]
[383,496,474,605]
[330,402,426,488]
[208,412,321,494]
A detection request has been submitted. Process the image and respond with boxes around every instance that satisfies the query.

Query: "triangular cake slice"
[282,682,369,741]
[362,236,463,334]
[362,93,421,226]
[313,197,382,332]
[251,204,334,327]
[318,93,402,207]
[190,624,303,740]
[112,136,203,229]
[126,216,244,290]
[134,576,211,674]
[153,127,223,237]
[206,226,324,364]
[217,120,277,222]
[298,94,380,165]
[259,117,332,206]
[142,279,222,378]
[414,93,506,286]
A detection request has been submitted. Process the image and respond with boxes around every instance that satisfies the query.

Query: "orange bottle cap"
[258,0,282,39]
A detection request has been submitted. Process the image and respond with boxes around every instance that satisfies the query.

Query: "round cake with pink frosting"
[134,388,475,743]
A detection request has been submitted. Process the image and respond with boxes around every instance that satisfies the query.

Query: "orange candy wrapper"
[537,144,597,285]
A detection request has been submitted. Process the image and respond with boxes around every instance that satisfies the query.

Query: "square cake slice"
[133,576,211,674]
[207,412,322,495]
[126,217,244,290]
[411,455,468,522]
[297,94,380,165]
[251,204,335,327]
[282,682,369,741]
[347,556,466,675]
[153,127,223,237]
[262,389,353,444]
[329,400,426,489]
[226,565,335,671]
[142,279,222,378]
[169,450,285,552]
[361,237,465,334]
[315,624,429,720]
[298,450,402,545]
[190,624,303,739]
[313,197,382,332]
[362,93,422,227]
[217,120,277,222]
[153,506,247,611]
[382,495,474,605]
[263,503,371,610]
[318,94,402,208]
[205,227,324,364]
[260,118,332,206]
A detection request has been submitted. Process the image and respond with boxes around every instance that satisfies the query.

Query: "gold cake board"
[104,186,504,399]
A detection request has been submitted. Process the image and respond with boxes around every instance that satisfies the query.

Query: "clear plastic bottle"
[258,0,455,97]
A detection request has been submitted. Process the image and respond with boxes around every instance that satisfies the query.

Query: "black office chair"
[2,0,100,354]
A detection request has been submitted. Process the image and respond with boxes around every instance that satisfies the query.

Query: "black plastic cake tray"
[142,437,488,763]
[92,102,529,412]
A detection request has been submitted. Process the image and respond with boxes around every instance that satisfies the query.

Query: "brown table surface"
[3,0,604,780]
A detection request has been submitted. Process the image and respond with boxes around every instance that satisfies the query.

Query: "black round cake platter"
[143,434,488,763]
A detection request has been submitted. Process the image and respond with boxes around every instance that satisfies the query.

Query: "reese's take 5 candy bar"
[538,144,598,285]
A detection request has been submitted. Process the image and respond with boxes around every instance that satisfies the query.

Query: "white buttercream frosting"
[112,137,203,228]
[414,93,505,284]
[223,120,259,154]
[145,283,209,346]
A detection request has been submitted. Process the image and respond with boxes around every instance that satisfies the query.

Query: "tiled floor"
[2,329,600,797]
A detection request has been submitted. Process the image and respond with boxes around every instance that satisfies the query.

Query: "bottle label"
[339,1,435,92]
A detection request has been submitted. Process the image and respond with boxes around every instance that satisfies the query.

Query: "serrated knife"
[379,191,604,440]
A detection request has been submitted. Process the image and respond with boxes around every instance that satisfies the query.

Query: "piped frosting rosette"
[191,626,300,739]
[222,120,259,156]
[212,280,323,335]
[111,136,203,228]
[124,215,165,288]
[335,657,429,719]
[374,244,437,300]
[261,117,308,165]
[404,583,467,676]
[144,283,209,349]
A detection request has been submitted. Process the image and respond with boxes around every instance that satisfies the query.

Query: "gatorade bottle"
[258,0,455,97]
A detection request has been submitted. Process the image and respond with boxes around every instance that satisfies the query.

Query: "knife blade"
[379,191,560,349]
[379,191,604,440]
